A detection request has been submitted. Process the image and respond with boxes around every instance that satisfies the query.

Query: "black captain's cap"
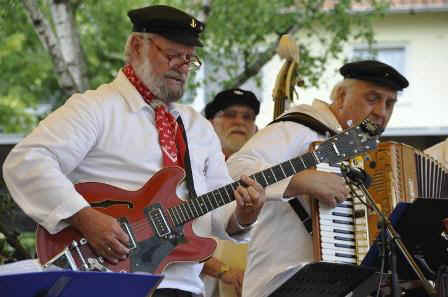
[127,5,205,47]
[205,89,260,119]
[340,60,409,91]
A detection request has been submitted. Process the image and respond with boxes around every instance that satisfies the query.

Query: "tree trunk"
[22,0,87,99]
[50,0,88,92]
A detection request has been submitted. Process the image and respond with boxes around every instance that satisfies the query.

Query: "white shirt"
[227,99,343,297]
[3,70,247,295]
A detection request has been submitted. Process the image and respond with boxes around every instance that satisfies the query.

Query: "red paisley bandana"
[123,64,185,168]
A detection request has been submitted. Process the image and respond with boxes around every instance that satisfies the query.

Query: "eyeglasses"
[148,38,202,71]
[215,109,256,122]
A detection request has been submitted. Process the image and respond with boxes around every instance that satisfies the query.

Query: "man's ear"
[334,86,346,110]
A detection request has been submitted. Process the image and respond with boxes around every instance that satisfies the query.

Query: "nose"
[176,62,190,74]
[372,100,387,118]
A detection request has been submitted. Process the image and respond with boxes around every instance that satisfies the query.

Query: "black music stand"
[360,199,448,297]
[268,262,376,297]
[395,198,448,279]
[0,270,163,297]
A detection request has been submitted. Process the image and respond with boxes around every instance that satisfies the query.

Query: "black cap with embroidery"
[127,5,205,47]
[205,88,260,119]
[340,60,409,91]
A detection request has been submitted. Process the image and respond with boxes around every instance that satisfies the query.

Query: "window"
[352,46,406,77]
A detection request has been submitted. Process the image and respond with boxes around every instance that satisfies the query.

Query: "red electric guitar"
[36,119,380,274]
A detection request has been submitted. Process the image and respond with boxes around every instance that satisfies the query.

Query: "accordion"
[363,141,448,244]
[312,141,448,264]
[311,158,370,265]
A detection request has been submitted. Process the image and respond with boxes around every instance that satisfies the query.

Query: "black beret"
[340,60,409,91]
[128,5,205,47]
[205,89,260,119]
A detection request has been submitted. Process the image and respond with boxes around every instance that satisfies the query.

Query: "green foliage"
[0,1,57,133]
[0,232,35,264]
[0,0,388,132]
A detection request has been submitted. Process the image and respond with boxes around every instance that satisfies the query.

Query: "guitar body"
[36,166,216,274]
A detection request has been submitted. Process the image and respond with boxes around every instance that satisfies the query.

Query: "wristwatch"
[235,215,257,231]
[216,263,230,279]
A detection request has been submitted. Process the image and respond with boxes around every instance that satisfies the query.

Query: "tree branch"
[230,25,300,88]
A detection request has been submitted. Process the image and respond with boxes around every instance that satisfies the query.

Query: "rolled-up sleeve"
[2,94,101,234]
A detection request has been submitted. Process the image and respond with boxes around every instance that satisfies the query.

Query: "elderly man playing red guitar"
[2,5,265,297]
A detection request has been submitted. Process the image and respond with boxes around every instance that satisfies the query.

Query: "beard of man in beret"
[127,33,193,103]
[211,105,257,159]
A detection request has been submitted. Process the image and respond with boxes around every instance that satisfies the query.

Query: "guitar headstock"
[314,119,381,164]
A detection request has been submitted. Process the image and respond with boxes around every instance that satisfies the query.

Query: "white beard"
[133,44,185,103]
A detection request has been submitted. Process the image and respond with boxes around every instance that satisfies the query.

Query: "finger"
[246,187,261,206]
[110,237,130,257]
[101,245,120,264]
[114,227,130,246]
[240,175,264,192]
[234,189,246,208]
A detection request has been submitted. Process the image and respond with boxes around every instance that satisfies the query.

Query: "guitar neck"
[170,151,319,225]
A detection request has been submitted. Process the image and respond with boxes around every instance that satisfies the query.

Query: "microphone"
[343,166,372,188]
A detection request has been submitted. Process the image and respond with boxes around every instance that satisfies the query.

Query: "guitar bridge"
[146,204,172,238]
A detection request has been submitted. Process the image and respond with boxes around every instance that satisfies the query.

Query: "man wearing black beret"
[226,60,409,297]
[200,88,259,297]
[205,88,260,159]
[3,5,267,297]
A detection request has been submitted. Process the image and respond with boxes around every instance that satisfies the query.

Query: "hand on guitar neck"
[227,175,265,234]
[284,169,350,208]
[68,207,130,264]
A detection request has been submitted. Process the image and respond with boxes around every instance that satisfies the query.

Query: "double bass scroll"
[272,34,303,119]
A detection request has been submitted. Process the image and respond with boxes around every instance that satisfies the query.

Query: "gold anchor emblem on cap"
[190,18,196,28]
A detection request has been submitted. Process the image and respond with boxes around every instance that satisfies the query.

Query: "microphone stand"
[341,164,437,297]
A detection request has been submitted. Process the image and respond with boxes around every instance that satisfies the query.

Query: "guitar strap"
[176,116,198,199]
[269,112,338,235]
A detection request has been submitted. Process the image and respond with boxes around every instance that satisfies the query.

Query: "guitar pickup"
[118,217,137,250]
[146,204,172,238]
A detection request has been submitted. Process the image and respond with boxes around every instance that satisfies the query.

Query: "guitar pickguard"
[131,225,185,273]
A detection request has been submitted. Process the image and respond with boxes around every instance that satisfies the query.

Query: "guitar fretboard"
[167,151,320,227]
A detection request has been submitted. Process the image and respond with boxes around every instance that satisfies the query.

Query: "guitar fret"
[272,165,286,180]
[179,202,189,222]
[208,192,219,209]
[202,195,213,211]
[214,190,225,206]
[178,205,187,223]
[253,172,268,187]
[262,169,277,185]
[224,185,235,201]
[311,151,320,163]
[219,187,231,203]
[186,201,195,219]
[184,203,192,221]
[198,196,208,214]
[173,206,183,224]
[191,198,200,217]
[183,202,193,220]
[302,153,317,168]
[299,156,306,168]
[290,158,303,173]
[168,208,179,225]
[282,160,295,176]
